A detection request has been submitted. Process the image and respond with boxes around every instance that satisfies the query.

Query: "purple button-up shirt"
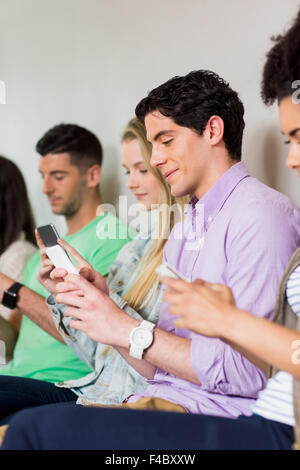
[129,162,300,418]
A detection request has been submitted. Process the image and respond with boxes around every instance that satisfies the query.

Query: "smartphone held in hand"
[37,224,78,274]
[156,262,190,282]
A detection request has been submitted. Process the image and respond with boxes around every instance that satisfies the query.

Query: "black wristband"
[2,282,23,309]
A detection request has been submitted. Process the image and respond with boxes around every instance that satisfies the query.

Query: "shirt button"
[207,215,213,223]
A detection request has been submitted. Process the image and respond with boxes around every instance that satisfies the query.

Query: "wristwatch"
[129,320,155,360]
[1,282,23,309]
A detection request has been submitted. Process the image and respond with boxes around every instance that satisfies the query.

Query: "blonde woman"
[33,117,186,407]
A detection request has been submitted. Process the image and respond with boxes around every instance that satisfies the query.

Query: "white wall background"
[0,0,299,234]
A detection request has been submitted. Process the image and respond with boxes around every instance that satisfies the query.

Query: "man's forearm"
[116,346,157,379]
[144,328,199,383]
[115,318,200,384]
[0,273,64,343]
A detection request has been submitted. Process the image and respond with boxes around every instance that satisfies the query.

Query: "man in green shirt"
[0,124,131,387]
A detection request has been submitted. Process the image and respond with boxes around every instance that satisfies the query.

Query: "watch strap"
[129,320,155,360]
[2,282,23,309]
[129,342,142,360]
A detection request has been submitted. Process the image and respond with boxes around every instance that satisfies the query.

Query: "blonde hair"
[121,118,187,311]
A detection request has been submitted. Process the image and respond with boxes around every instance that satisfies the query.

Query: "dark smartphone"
[36,224,77,273]
[37,224,60,247]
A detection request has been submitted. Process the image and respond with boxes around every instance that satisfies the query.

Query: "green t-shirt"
[0,213,132,383]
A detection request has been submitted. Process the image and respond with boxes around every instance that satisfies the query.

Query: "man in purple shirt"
[44,71,300,416]
[1,70,300,449]
[124,70,300,417]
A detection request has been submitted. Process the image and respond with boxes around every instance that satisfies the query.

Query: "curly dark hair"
[262,9,300,106]
[135,70,245,161]
[36,123,103,170]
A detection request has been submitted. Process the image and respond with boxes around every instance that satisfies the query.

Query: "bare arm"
[163,278,300,379]
[116,331,197,383]
[222,308,300,378]
[56,274,200,383]
[0,273,64,343]
[0,231,93,344]
[0,231,111,347]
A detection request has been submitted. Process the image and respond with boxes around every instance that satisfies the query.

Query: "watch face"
[132,329,153,348]
[2,291,17,309]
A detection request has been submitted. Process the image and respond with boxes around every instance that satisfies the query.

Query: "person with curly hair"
[261,9,300,107]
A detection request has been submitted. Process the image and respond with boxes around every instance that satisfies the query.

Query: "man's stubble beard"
[52,181,86,219]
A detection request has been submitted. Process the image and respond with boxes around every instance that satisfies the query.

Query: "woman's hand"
[54,239,109,295]
[36,231,109,299]
[162,277,236,338]
[36,229,65,297]
[55,274,136,346]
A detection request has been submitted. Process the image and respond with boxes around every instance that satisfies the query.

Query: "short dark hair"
[261,9,300,106]
[36,123,103,169]
[135,70,245,161]
[0,156,36,255]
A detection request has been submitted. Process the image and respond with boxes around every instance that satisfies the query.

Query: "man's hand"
[162,277,236,338]
[55,274,136,346]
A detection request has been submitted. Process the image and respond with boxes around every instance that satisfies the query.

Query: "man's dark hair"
[135,70,245,161]
[262,9,300,106]
[36,123,103,169]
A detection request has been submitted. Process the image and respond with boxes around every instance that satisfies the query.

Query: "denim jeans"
[0,375,76,425]
[1,402,295,450]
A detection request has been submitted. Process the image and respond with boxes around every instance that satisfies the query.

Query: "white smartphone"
[156,262,190,282]
[37,224,78,275]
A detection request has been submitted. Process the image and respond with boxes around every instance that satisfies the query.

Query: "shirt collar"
[185,162,250,225]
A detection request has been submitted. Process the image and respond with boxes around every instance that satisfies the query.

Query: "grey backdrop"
[0,0,299,233]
